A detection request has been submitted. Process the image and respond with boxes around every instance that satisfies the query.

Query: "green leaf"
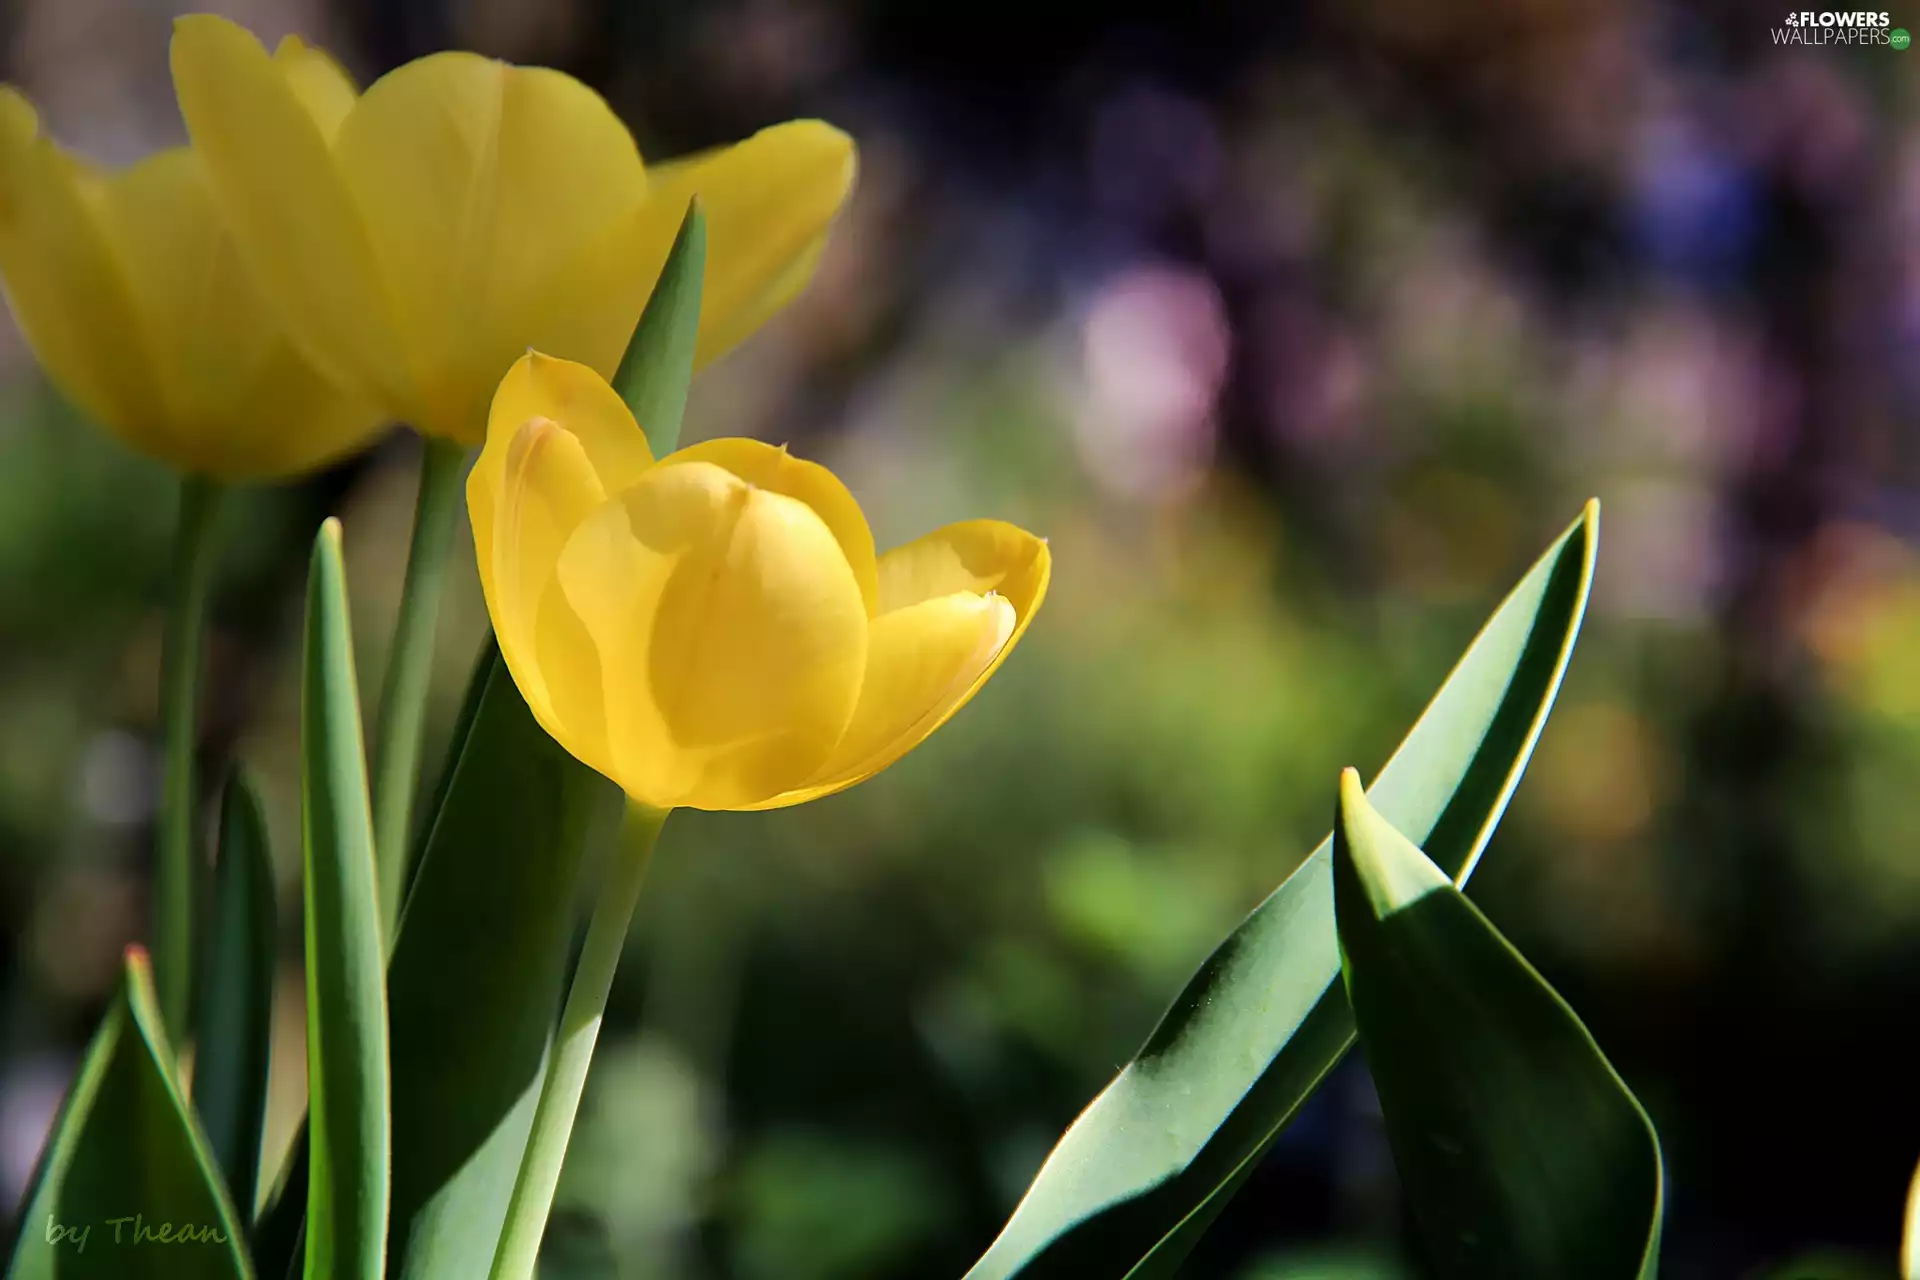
[192,770,278,1219]
[966,501,1600,1280]
[611,199,705,457]
[384,642,610,1278]
[248,644,611,1280]
[7,948,253,1279]
[299,518,391,1280]
[1332,769,1662,1279]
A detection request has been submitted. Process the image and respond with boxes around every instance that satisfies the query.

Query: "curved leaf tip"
[7,944,254,1279]
[1333,778,1663,1280]
[964,502,1603,1280]
[1334,770,1449,921]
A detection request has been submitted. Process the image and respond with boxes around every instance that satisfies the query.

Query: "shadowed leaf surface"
[7,950,253,1280]
[1333,769,1662,1280]
[193,770,277,1220]
[967,503,1599,1279]
[299,520,390,1280]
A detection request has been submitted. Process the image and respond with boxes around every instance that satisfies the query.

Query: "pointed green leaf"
[967,502,1599,1279]
[193,770,278,1219]
[611,199,705,457]
[1333,769,1662,1279]
[8,948,253,1279]
[257,199,688,1280]
[300,518,391,1280]
[385,642,610,1278]
[248,621,510,1276]
[250,644,611,1280]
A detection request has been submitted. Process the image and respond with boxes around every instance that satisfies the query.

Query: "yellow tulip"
[170,15,857,447]
[0,85,382,480]
[468,353,1049,811]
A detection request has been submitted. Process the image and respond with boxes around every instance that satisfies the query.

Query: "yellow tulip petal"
[570,120,856,378]
[874,517,1049,720]
[0,89,162,445]
[470,351,654,557]
[96,151,215,445]
[93,148,383,479]
[171,15,412,416]
[273,35,358,141]
[502,191,660,384]
[555,460,867,810]
[484,418,614,775]
[749,520,1048,809]
[699,232,830,364]
[492,352,654,489]
[330,54,646,441]
[661,437,878,613]
[751,591,1017,809]
[648,121,855,365]
[879,519,1050,620]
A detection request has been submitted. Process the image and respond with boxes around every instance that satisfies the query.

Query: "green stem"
[488,801,669,1280]
[154,473,225,1045]
[370,435,468,941]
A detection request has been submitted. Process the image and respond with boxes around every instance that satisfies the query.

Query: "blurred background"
[1,0,1917,1276]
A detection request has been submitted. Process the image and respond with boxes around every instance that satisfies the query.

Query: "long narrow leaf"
[193,770,278,1218]
[1333,768,1662,1279]
[248,631,499,1277]
[300,518,391,1280]
[8,948,253,1279]
[967,501,1599,1279]
[385,644,609,1278]
[255,645,613,1280]
[384,197,702,1277]
[611,199,705,457]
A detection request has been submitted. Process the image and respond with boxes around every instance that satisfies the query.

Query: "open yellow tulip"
[469,353,1049,811]
[0,87,382,479]
[170,14,857,446]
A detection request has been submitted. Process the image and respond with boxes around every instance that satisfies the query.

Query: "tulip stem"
[155,473,226,1048]
[489,800,669,1280]
[370,435,468,941]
